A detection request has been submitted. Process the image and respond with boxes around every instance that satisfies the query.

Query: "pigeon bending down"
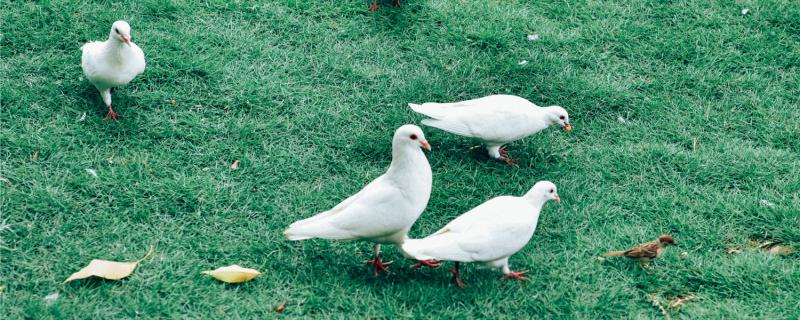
[402,181,560,288]
[81,20,146,121]
[409,95,571,166]
[284,125,438,275]
[604,235,676,265]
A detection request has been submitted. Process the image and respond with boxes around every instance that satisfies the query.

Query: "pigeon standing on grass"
[81,20,146,121]
[409,95,571,166]
[284,125,439,275]
[402,181,561,288]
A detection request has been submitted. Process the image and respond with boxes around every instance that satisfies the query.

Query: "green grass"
[2,0,799,318]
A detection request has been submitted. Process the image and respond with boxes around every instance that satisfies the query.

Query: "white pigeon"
[409,95,571,165]
[81,20,146,121]
[402,181,560,287]
[284,125,436,275]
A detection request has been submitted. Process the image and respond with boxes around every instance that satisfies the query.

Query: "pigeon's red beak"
[554,194,561,203]
[421,140,431,151]
[122,36,131,47]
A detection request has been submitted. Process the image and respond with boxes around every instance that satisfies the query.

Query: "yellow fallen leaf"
[63,246,153,284]
[202,265,261,283]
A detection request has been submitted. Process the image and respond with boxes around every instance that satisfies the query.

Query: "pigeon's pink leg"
[394,0,401,7]
[104,104,119,122]
[410,259,441,269]
[502,270,529,281]
[450,262,466,288]
[368,0,380,12]
[364,244,393,276]
[498,146,519,167]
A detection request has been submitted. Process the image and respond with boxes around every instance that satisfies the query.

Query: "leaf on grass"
[741,8,749,15]
[44,292,59,306]
[202,265,261,283]
[231,160,240,170]
[85,168,98,178]
[725,246,742,254]
[63,246,153,284]
[750,240,793,256]
[526,33,540,41]
[648,292,699,316]
[275,301,287,312]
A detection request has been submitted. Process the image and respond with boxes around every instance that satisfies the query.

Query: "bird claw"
[449,267,466,288]
[410,259,441,269]
[364,256,393,276]
[104,107,119,122]
[498,146,519,167]
[502,270,529,281]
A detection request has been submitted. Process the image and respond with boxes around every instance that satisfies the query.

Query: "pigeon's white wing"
[403,197,537,262]
[284,176,408,241]
[80,41,105,82]
[410,95,540,142]
[128,43,146,76]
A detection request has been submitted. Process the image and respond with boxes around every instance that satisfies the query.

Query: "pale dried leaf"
[741,8,749,15]
[518,60,528,65]
[231,160,240,170]
[44,292,59,306]
[680,251,688,258]
[768,245,792,256]
[202,265,261,283]
[63,246,153,284]
[668,293,698,310]
[617,116,627,124]
[725,247,742,254]
[760,199,775,207]
[526,33,540,41]
[78,113,87,122]
[85,168,98,178]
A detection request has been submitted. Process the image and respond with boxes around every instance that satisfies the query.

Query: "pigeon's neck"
[522,192,548,210]
[387,145,429,180]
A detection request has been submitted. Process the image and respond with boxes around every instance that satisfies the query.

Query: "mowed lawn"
[2,0,799,318]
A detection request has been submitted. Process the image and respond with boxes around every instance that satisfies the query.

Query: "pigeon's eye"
[114,28,120,34]
[549,189,554,193]
[559,115,565,120]
[409,134,418,140]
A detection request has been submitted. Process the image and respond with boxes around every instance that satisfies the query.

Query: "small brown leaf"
[31,151,39,161]
[275,301,287,312]
[202,265,261,283]
[725,247,742,254]
[170,99,176,105]
[63,246,153,284]
[768,245,792,256]
[230,160,240,170]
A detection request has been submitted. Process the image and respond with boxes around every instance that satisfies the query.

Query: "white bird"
[402,181,560,287]
[81,20,146,121]
[284,125,437,275]
[409,95,571,166]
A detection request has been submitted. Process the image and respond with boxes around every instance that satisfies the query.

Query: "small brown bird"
[605,235,676,264]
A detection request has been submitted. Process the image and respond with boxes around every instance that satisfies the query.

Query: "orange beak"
[421,140,431,151]
[563,123,572,132]
[554,194,561,203]
[122,36,131,47]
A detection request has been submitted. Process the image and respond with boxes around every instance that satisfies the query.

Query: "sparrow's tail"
[604,250,626,257]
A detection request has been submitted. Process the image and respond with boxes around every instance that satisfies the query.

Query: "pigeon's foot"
[368,0,380,12]
[450,262,466,288]
[394,0,401,8]
[104,105,119,122]
[502,270,529,281]
[364,254,393,276]
[410,259,441,269]
[498,146,518,167]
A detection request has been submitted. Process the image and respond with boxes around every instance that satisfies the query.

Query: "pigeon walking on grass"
[402,181,560,288]
[284,125,438,275]
[409,95,571,166]
[81,20,146,121]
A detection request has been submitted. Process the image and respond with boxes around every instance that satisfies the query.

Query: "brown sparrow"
[605,235,676,264]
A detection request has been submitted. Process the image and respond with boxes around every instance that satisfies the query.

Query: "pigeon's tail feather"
[420,119,471,137]
[283,218,353,241]
[402,233,473,262]
[408,102,456,119]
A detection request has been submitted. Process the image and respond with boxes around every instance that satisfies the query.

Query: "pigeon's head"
[393,124,431,151]
[527,181,560,203]
[109,20,132,47]
[547,106,572,132]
